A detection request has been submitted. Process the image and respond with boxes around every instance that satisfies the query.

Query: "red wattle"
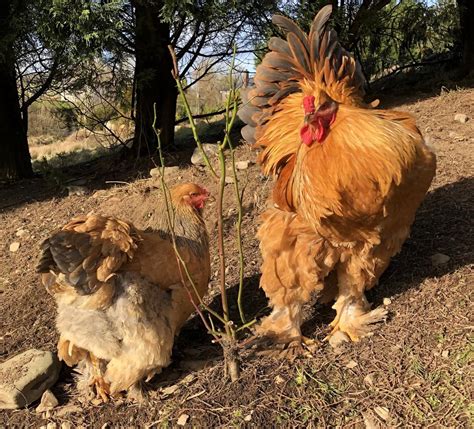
[300,125,313,146]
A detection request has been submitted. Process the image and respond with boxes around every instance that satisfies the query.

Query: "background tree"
[456,0,474,74]
[0,0,33,180]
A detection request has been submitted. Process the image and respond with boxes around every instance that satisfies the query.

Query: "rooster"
[239,6,436,349]
[37,183,211,401]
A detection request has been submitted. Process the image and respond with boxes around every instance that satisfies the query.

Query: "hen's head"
[170,183,210,212]
[300,93,338,146]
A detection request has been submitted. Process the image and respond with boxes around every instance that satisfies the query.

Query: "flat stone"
[9,242,20,252]
[454,113,469,123]
[191,144,218,166]
[0,349,61,409]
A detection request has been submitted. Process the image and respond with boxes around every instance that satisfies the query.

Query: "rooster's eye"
[190,192,198,197]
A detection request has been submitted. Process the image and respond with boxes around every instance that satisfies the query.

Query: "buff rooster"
[37,183,211,401]
[239,6,436,350]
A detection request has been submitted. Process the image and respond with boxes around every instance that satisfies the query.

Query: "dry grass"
[29,128,122,169]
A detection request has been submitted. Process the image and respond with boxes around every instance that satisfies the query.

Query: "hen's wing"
[37,214,141,303]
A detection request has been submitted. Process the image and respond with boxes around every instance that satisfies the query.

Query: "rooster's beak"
[304,113,315,125]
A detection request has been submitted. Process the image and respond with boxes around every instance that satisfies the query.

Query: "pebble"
[235,160,250,170]
[9,242,20,252]
[36,389,59,413]
[177,413,189,426]
[15,229,27,238]
[431,253,450,266]
[454,113,469,123]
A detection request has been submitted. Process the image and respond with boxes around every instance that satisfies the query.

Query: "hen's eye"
[190,192,198,197]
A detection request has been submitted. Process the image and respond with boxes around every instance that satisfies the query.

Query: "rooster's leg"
[325,260,388,346]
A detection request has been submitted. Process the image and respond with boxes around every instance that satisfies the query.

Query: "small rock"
[9,242,20,252]
[177,413,189,426]
[225,175,235,184]
[56,405,82,417]
[374,406,390,421]
[441,350,450,358]
[431,253,450,266]
[383,298,392,306]
[36,389,58,413]
[454,113,469,123]
[46,423,57,429]
[235,160,250,170]
[0,349,61,409]
[61,423,72,429]
[346,360,358,369]
[274,375,285,385]
[15,229,27,238]
[66,185,88,196]
[243,413,252,422]
[191,144,218,166]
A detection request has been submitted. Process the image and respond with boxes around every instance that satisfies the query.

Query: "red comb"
[303,95,315,114]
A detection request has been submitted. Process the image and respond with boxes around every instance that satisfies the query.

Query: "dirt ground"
[1,86,473,428]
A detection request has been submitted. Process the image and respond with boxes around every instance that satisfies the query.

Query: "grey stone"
[191,144,218,166]
[0,349,61,409]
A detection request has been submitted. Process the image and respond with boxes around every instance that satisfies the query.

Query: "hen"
[37,183,211,401]
[239,6,436,349]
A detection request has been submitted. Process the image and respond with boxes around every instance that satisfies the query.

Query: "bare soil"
[0,87,473,428]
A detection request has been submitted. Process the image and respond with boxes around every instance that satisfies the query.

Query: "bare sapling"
[149,45,254,382]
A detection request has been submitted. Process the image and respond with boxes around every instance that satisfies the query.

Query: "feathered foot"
[325,296,388,346]
[89,353,111,403]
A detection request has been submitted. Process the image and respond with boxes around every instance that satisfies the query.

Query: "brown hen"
[239,6,436,349]
[37,183,211,401]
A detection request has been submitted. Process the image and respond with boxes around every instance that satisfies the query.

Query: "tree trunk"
[0,0,33,180]
[457,0,474,74]
[131,0,177,156]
